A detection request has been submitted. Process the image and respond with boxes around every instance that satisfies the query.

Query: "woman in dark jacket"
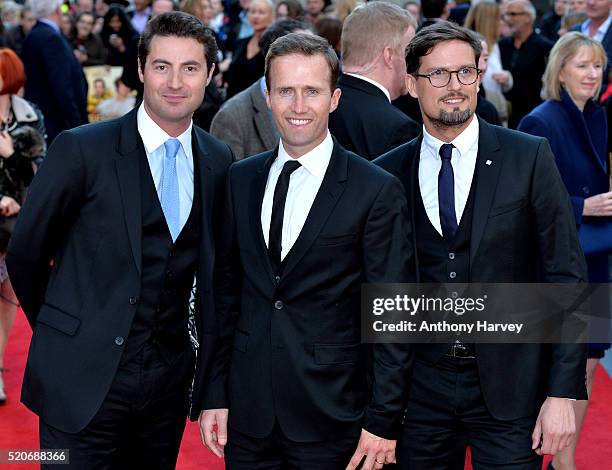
[100,5,138,66]
[0,48,46,406]
[518,32,610,470]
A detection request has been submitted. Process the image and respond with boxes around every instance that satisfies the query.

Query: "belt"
[445,342,476,359]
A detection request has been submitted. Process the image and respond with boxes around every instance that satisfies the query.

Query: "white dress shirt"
[344,73,392,103]
[137,104,194,234]
[581,15,612,42]
[261,132,334,260]
[419,116,479,235]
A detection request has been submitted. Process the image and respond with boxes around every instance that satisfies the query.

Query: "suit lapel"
[281,143,348,278]
[252,151,277,282]
[114,109,144,275]
[250,83,277,150]
[405,138,422,282]
[469,119,503,265]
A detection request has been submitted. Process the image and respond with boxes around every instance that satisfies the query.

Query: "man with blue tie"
[376,21,588,469]
[7,12,234,469]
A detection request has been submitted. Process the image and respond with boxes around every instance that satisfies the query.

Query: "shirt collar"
[137,104,193,157]
[39,18,60,34]
[276,131,333,177]
[344,73,391,103]
[422,115,479,160]
[582,15,612,38]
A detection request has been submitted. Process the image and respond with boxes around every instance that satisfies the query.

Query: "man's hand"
[0,196,20,216]
[198,408,229,458]
[346,428,396,470]
[491,71,511,86]
[532,397,576,456]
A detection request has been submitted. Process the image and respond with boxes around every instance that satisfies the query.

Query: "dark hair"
[265,32,339,91]
[315,17,342,52]
[259,19,310,57]
[138,11,218,73]
[421,0,447,19]
[265,33,340,91]
[406,21,481,75]
[101,5,137,44]
[275,0,304,19]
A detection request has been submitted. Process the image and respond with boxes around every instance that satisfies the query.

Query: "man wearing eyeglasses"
[499,0,553,128]
[375,22,587,469]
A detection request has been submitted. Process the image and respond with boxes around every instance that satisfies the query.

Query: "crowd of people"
[0,0,610,469]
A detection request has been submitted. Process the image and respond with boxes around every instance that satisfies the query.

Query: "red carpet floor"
[1,311,611,470]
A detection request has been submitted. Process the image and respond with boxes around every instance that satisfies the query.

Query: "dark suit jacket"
[202,141,414,441]
[375,118,588,420]
[329,74,420,160]
[22,21,88,144]
[210,79,277,160]
[6,109,233,433]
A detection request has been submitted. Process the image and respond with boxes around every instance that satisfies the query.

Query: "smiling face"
[266,53,341,158]
[407,39,479,138]
[76,13,94,37]
[560,45,603,109]
[138,35,213,136]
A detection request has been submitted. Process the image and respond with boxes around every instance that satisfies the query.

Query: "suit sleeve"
[6,130,85,327]
[42,35,87,129]
[529,138,588,399]
[361,175,414,439]
[518,114,585,225]
[200,164,243,409]
[210,107,246,161]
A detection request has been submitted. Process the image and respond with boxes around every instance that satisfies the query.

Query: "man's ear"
[329,87,341,113]
[382,45,394,69]
[137,59,144,84]
[406,74,418,99]
[206,62,215,86]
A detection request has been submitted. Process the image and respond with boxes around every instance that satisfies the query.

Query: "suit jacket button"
[129,296,137,305]
[274,300,283,310]
[275,275,281,283]
[582,186,590,194]
[115,336,124,346]
[449,272,457,279]
[448,252,455,260]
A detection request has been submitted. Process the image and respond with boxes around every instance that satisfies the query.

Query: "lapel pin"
[485,160,493,166]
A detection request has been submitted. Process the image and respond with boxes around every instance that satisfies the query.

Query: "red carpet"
[2,311,611,470]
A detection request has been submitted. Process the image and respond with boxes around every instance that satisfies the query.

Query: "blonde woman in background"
[465,0,513,125]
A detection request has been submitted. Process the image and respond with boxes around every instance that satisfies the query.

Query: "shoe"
[0,369,6,405]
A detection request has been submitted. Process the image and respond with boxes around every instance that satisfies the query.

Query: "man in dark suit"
[328,2,419,160]
[23,0,88,144]
[7,12,233,469]
[499,0,553,128]
[199,33,413,470]
[375,22,588,469]
[210,19,310,159]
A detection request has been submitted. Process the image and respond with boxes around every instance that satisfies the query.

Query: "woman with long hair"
[465,1,513,125]
[100,5,138,66]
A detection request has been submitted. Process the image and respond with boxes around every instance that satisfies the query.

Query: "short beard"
[427,108,473,130]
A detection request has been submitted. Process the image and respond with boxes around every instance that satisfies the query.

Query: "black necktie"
[268,160,301,269]
[438,143,458,241]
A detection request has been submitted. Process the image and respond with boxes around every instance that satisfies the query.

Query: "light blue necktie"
[161,138,181,242]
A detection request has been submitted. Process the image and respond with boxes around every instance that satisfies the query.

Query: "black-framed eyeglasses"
[413,66,481,88]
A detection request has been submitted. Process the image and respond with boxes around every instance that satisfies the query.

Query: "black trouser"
[398,355,542,470]
[40,342,194,470]
[225,421,358,470]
